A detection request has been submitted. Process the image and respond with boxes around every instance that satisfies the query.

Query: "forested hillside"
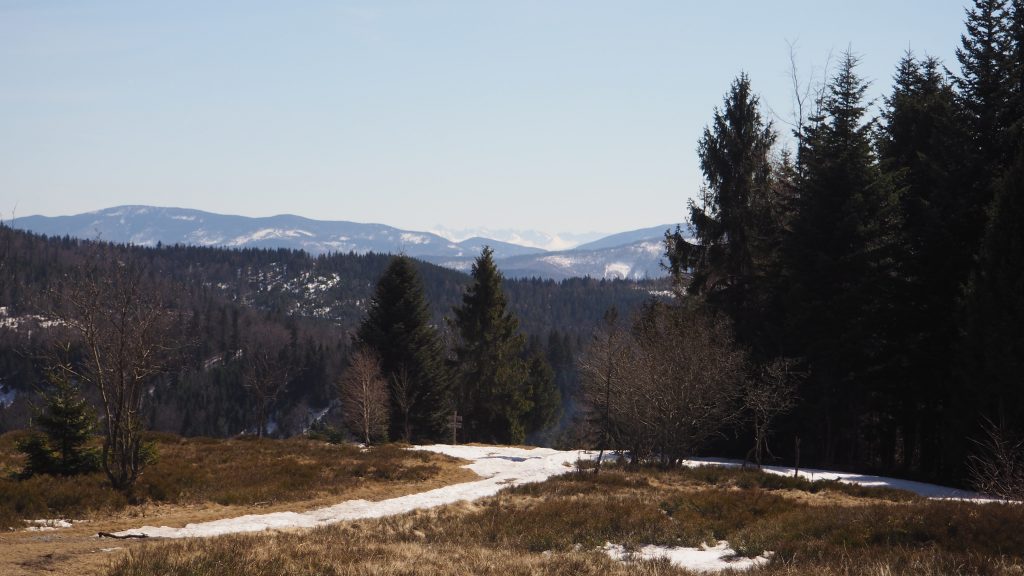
[0,225,661,438]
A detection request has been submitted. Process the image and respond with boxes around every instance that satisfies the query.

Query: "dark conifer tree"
[690,73,777,292]
[18,376,100,477]
[1010,0,1024,144]
[957,0,1014,171]
[786,51,901,468]
[878,53,972,477]
[687,74,793,357]
[963,148,1024,456]
[524,349,561,438]
[956,0,1015,266]
[356,256,451,441]
[452,248,554,444]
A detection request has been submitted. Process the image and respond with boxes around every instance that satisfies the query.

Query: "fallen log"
[98,531,149,539]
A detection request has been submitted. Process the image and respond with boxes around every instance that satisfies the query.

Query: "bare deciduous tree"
[637,302,746,466]
[968,418,1024,500]
[744,357,799,468]
[48,247,177,490]
[580,301,745,468]
[339,348,389,445]
[579,307,630,472]
[241,321,291,438]
[391,364,416,443]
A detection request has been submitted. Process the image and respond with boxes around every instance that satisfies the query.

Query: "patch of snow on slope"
[639,241,665,255]
[187,230,225,245]
[400,233,430,245]
[682,457,994,501]
[170,215,196,221]
[230,229,314,244]
[604,541,772,573]
[430,226,601,251]
[129,234,158,246]
[113,445,595,539]
[604,262,631,278]
[541,255,576,268]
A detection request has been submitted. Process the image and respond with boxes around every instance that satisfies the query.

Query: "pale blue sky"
[1,1,968,234]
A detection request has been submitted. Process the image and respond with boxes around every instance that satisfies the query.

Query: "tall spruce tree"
[1010,0,1024,145]
[688,73,791,356]
[963,148,1024,458]
[452,248,555,444]
[356,256,451,442]
[878,53,972,478]
[956,0,1015,268]
[786,51,901,468]
[957,0,1014,172]
[690,73,777,292]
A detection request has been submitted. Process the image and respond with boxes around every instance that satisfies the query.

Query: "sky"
[1,1,970,236]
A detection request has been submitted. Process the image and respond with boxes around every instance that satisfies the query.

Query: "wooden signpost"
[449,411,463,445]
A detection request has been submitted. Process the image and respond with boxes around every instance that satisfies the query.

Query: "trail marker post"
[449,411,463,445]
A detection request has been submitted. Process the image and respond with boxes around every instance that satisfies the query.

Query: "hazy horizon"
[2,1,968,235]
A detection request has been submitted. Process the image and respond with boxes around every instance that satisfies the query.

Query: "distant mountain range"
[11,206,689,281]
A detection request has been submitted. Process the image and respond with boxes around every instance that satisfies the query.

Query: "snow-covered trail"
[112,445,998,539]
[112,445,591,539]
[680,456,994,501]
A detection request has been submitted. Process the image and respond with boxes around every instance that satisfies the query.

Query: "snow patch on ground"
[603,541,772,573]
[111,446,1005,541]
[113,445,594,539]
[26,519,74,531]
[682,457,994,501]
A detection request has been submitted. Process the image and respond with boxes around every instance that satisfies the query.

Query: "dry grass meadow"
[107,462,1024,576]
[0,431,476,576]
[3,433,1023,576]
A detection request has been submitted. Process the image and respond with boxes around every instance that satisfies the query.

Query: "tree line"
[587,0,1023,490]
[0,225,651,440]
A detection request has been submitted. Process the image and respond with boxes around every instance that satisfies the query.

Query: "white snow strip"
[112,445,595,539]
[680,457,998,501]
[229,228,313,244]
[604,541,772,573]
[111,446,1005,540]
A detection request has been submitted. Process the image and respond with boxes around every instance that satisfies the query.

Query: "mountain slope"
[12,206,679,280]
[495,240,670,280]
[12,206,481,259]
